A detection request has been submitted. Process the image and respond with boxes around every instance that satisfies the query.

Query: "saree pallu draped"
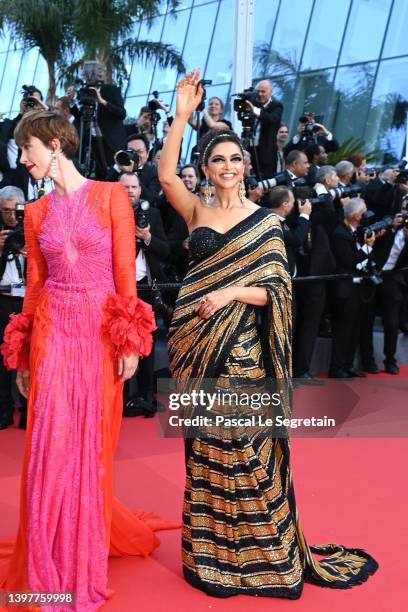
[168,208,378,599]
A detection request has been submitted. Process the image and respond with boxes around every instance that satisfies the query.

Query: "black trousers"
[358,285,377,368]
[378,278,405,362]
[123,278,157,402]
[0,295,27,417]
[330,284,362,371]
[293,281,326,376]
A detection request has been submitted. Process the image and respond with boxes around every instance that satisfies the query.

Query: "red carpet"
[1,370,407,611]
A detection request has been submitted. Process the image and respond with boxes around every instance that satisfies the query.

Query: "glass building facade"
[1,0,407,162]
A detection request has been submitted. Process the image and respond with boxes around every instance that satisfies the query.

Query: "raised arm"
[158,70,203,226]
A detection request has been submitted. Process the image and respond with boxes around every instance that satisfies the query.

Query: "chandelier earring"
[238,179,246,206]
[50,151,57,178]
[202,179,212,207]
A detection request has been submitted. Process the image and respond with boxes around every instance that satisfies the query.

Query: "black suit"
[364,178,401,221]
[136,205,170,280]
[293,195,337,376]
[125,205,169,408]
[279,215,310,277]
[71,83,126,175]
[329,223,373,372]
[253,100,283,179]
[378,230,408,363]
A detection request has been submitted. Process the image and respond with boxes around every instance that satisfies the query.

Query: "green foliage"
[0,0,185,102]
[327,138,381,165]
[64,0,185,88]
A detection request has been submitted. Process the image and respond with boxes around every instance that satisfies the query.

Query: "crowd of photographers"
[0,67,408,427]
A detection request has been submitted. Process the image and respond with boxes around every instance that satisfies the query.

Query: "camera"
[232,87,258,130]
[2,202,25,256]
[196,79,213,113]
[76,78,104,109]
[133,199,150,230]
[21,85,40,110]
[148,90,161,112]
[328,183,364,199]
[298,112,324,145]
[260,174,307,191]
[244,176,259,191]
[357,212,394,240]
[115,149,139,168]
[299,113,316,133]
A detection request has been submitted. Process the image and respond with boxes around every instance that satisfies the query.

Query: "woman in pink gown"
[0,110,177,611]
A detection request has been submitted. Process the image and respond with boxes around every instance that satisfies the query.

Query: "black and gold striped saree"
[168,207,378,598]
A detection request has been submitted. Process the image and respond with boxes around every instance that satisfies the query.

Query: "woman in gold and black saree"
[159,70,378,599]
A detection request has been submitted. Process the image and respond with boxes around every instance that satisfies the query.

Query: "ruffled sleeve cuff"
[105,294,157,358]
[0,312,33,371]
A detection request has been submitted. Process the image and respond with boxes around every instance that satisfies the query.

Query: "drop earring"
[202,180,212,207]
[239,179,246,205]
[50,151,57,178]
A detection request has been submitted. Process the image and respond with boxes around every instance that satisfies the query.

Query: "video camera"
[232,87,258,129]
[75,61,105,111]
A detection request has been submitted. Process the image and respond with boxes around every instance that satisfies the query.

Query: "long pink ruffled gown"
[0,180,178,611]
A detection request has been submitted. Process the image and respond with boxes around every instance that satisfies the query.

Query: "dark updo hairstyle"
[199,129,244,166]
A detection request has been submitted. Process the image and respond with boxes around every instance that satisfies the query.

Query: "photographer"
[313,164,346,225]
[375,215,408,374]
[119,172,170,416]
[0,86,50,198]
[267,186,311,279]
[284,116,339,155]
[188,96,232,138]
[304,143,328,186]
[335,160,354,187]
[293,166,338,382]
[0,186,27,429]
[244,80,283,179]
[365,168,403,221]
[67,61,127,177]
[285,149,310,182]
[329,198,376,378]
[106,134,162,205]
[125,106,154,142]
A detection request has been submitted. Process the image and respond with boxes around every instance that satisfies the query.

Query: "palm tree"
[65,0,185,87]
[0,0,185,104]
[0,0,75,103]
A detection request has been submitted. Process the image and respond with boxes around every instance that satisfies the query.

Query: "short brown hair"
[14,110,78,160]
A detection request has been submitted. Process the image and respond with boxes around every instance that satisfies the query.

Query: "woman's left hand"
[118,352,139,382]
[195,288,236,319]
